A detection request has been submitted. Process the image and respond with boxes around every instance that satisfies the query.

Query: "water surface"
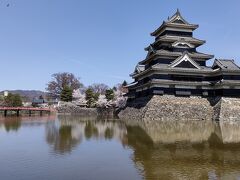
[1,115,240,180]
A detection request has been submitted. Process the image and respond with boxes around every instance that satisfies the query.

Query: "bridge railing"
[0,107,54,111]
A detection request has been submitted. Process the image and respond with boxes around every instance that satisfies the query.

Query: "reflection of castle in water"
[124,120,240,179]
[44,116,240,179]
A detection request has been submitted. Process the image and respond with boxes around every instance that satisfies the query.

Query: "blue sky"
[0,0,240,91]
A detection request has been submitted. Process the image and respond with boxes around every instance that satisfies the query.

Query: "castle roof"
[140,50,214,64]
[213,59,240,70]
[154,35,205,46]
[155,50,214,59]
[151,10,199,37]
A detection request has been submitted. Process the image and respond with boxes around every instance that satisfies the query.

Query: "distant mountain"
[0,90,46,102]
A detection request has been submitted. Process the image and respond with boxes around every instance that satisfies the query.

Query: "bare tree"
[88,83,109,95]
[46,72,83,97]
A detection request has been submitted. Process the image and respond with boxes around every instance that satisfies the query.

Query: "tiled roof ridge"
[217,59,234,62]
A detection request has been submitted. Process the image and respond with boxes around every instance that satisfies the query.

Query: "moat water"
[1,115,240,180]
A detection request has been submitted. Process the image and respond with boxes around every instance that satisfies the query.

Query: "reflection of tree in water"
[58,126,75,152]
[104,127,114,140]
[46,122,81,155]
[46,117,126,154]
[84,121,99,140]
[4,119,21,132]
[57,115,127,141]
[84,121,116,140]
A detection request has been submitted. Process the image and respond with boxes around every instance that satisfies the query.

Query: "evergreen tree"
[4,93,23,107]
[60,86,73,102]
[85,88,96,107]
[105,89,114,101]
[122,80,128,86]
[94,92,100,102]
[12,94,23,107]
[0,95,4,101]
[113,86,117,91]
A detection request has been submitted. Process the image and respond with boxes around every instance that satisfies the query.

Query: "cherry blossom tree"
[72,89,87,106]
[96,95,108,108]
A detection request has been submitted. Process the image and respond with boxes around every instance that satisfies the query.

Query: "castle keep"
[119,10,240,122]
[127,10,240,100]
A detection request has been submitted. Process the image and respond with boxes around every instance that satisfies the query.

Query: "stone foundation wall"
[216,98,240,122]
[118,95,240,122]
[119,95,213,121]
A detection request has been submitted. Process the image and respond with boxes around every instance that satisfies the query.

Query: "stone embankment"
[56,102,115,118]
[213,97,240,122]
[118,95,240,122]
[57,102,98,116]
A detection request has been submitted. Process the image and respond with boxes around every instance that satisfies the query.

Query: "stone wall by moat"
[57,102,115,118]
[118,95,240,122]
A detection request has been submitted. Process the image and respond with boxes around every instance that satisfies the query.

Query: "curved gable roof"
[169,52,202,69]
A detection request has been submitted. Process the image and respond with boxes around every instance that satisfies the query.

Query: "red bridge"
[0,107,54,117]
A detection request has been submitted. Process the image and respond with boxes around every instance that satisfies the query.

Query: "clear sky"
[1,0,240,91]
